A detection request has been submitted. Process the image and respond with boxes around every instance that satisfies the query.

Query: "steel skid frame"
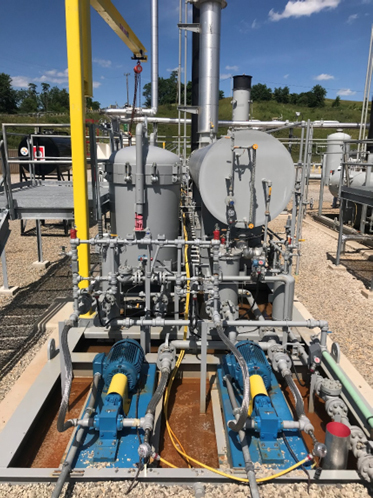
[0,308,371,486]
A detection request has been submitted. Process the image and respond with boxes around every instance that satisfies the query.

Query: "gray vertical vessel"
[106,141,181,269]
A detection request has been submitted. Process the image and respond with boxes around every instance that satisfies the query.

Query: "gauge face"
[191,130,295,228]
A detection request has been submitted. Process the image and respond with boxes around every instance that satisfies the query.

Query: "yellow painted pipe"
[108,373,130,414]
[65,0,90,289]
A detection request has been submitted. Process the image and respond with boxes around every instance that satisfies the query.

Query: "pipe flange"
[350,426,368,452]
[320,378,342,397]
[157,343,176,372]
[268,346,291,373]
[357,454,373,482]
[325,398,348,418]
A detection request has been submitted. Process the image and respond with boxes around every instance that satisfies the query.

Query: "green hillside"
[0,98,367,154]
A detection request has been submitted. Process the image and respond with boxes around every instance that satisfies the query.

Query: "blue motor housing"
[222,340,272,391]
[93,339,145,391]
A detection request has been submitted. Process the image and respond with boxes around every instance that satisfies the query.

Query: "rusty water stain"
[14,378,92,468]
[159,378,219,468]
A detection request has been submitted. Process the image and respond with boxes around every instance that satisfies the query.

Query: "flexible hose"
[213,311,250,433]
[56,320,75,433]
[52,373,101,498]
[146,369,170,416]
[284,373,304,419]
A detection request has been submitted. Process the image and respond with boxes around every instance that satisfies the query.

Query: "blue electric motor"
[92,339,145,462]
[222,340,272,391]
[93,338,145,391]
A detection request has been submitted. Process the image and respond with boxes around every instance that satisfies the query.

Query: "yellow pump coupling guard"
[248,374,268,415]
[108,373,130,414]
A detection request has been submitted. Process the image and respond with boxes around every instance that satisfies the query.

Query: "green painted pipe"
[323,351,373,434]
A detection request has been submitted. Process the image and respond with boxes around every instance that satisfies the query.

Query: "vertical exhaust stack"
[232,75,252,122]
[195,0,227,147]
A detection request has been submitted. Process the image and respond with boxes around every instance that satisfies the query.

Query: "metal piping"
[101,113,368,130]
[323,351,373,436]
[52,373,102,498]
[224,375,260,498]
[196,0,225,146]
[150,0,158,115]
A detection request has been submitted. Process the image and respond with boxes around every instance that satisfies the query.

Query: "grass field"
[0,97,368,153]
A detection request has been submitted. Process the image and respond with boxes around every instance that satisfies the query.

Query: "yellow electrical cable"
[158,453,312,483]
[162,212,314,483]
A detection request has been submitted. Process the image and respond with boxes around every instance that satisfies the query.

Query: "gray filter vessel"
[107,142,181,269]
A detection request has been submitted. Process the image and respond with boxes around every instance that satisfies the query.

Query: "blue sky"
[1,0,372,108]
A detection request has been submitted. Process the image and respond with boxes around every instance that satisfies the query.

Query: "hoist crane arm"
[90,0,148,60]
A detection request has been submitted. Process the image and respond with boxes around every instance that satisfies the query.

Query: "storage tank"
[325,131,350,186]
[189,129,295,232]
[18,135,71,176]
[107,144,181,269]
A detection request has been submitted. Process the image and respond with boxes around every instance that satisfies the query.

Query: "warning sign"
[33,145,45,160]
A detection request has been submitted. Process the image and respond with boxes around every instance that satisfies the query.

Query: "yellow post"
[65,0,90,288]
[82,0,93,98]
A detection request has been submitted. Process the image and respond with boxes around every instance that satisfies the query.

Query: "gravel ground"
[1,182,373,497]
[0,481,371,498]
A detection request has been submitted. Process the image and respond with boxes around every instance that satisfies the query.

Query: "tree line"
[0,73,100,114]
[251,83,339,108]
[143,71,224,107]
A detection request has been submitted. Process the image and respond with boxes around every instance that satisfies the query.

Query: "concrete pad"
[361,289,373,300]
[0,302,72,432]
[327,262,347,272]
[0,285,19,296]
[361,250,373,261]
[32,260,50,270]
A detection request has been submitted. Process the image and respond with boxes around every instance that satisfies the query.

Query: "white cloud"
[284,74,289,79]
[11,69,69,88]
[226,65,239,71]
[10,76,31,88]
[100,76,105,80]
[220,73,232,80]
[93,81,101,89]
[93,58,112,68]
[347,13,358,23]
[314,73,335,80]
[337,88,357,96]
[251,19,259,29]
[269,0,340,21]
[167,67,183,73]
[34,68,69,85]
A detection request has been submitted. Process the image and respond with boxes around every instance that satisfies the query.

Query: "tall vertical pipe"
[195,0,227,147]
[191,5,200,152]
[151,0,159,114]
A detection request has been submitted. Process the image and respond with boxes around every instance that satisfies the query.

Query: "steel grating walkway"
[0,180,110,220]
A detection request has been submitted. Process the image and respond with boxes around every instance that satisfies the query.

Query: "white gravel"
[0,482,371,498]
